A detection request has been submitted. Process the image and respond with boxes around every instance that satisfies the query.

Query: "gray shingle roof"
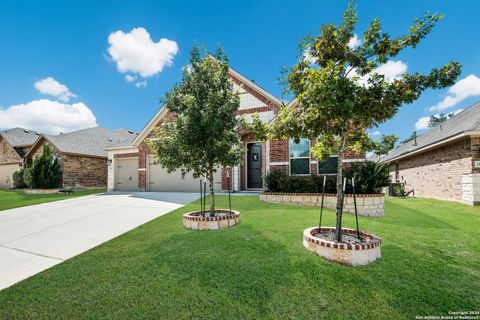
[0,127,42,147]
[43,127,137,158]
[382,102,480,162]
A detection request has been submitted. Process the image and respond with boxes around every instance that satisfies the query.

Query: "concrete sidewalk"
[0,192,198,290]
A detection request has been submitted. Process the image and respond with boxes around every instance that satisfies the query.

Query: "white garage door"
[115,158,139,191]
[0,164,20,189]
[147,155,222,192]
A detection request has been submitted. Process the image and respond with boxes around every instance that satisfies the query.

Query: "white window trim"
[289,138,311,176]
[317,155,339,175]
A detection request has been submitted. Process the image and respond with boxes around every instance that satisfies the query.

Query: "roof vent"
[413,131,417,146]
[35,131,40,135]
[108,138,113,142]
[128,130,134,134]
[24,129,30,133]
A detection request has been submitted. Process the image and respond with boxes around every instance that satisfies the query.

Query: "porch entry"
[247,142,263,189]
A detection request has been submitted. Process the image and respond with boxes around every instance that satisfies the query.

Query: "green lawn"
[0,189,106,211]
[0,196,478,319]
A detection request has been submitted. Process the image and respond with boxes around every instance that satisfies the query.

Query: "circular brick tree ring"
[303,227,382,266]
[183,209,240,230]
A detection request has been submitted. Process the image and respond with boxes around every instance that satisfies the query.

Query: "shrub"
[264,161,389,194]
[264,169,287,192]
[392,184,405,197]
[23,168,33,188]
[12,168,27,188]
[344,161,391,194]
[29,145,62,189]
[265,169,337,194]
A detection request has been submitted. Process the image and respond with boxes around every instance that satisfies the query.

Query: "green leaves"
[275,0,460,160]
[148,44,242,185]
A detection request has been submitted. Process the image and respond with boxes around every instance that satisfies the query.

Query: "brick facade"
[62,154,107,188]
[389,138,473,202]
[27,139,108,188]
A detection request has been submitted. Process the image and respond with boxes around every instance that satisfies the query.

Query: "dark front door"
[247,143,263,189]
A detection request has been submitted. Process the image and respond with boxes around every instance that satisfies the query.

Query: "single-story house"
[24,127,138,188]
[382,102,480,205]
[0,128,41,188]
[106,66,365,192]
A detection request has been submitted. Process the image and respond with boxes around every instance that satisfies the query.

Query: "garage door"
[0,164,20,189]
[147,155,222,192]
[115,158,138,191]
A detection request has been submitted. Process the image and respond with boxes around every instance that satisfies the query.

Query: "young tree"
[29,144,62,188]
[428,112,454,127]
[147,45,242,215]
[254,1,461,242]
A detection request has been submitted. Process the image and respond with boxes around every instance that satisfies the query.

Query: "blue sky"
[0,0,479,141]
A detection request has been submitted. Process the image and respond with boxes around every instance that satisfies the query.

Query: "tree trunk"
[335,155,343,243]
[208,167,215,216]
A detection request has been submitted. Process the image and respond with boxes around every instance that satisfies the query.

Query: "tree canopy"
[147,44,242,214]
[252,0,461,242]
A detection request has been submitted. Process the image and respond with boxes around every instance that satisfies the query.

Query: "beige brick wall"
[390,138,472,202]
[27,139,107,188]
[0,137,22,165]
[62,154,107,188]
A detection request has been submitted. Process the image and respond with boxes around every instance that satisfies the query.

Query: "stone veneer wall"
[260,192,384,217]
[0,137,22,165]
[389,138,472,202]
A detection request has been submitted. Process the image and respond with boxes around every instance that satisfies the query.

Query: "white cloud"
[415,109,464,130]
[374,60,407,82]
[370,130,381,136]
[349,60,407,86]
[125,74,137,82]
[135,80,147,88]
[428,74,480,112]
[0,99,97,134]
[348,34,362,49]
[34,77,76,102]
[414,116,430,131]
[107,27,179,79]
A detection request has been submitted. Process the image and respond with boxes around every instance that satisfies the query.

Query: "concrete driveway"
[0,192,198,290]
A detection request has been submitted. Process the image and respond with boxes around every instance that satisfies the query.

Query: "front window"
[290,138,310,175]
[317,156,338,175]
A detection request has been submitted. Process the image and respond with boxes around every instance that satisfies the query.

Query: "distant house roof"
[26,127,138,159]
[382,102,480,163]
[0,127,41,147]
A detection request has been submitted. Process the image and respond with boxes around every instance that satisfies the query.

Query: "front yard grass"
[0,196,478,319]
[0,189,106,211]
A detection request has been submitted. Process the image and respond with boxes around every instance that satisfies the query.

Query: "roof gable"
[25,127,138,159]
[133,66,282,146]
[0,127,41,147]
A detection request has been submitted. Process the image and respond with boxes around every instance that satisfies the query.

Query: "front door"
[247,143,263,189]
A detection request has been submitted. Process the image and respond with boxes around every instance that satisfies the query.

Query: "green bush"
[23,168,33,188]
[264,169,287,192]
[264,161,389,194]
[392,184,405,197]
[12,168,27,188]
[28,145,62,189]
[344,161,391,194]
[264,169,336,194]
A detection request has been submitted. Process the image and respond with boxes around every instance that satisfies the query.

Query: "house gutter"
[384,130,480,163]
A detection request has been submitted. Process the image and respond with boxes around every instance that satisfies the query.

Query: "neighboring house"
[106,66,365,192]
[24,127,138,188]
[382,102,480,205]
[0,128,41,188]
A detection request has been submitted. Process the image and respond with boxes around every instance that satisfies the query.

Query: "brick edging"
[303,227,382,251]
[183,209,240,222]
[262,192,384,198]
